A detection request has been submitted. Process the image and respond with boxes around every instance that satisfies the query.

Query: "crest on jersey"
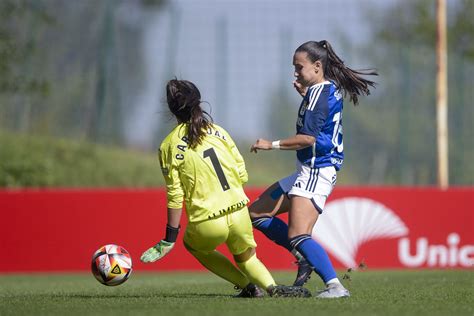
[299,100,308,116]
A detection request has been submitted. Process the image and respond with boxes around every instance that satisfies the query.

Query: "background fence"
[1,187,472,272]
[1,0,473,187]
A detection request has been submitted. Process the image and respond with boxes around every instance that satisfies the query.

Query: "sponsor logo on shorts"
[208,198,249,220]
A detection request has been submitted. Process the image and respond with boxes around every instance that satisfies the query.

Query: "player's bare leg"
[287,196,349,298]
[287,196,318,238]
[249,182,290,219]
[249,182,313,286]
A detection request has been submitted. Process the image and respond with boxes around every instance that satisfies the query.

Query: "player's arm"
[141,146,183,263]
[140,209,180,263]
[160,146,185,211]
[141,208,183,263]
[251,87,330,152]
[167,207,182,228]
[153,207,182,259]
[250,134,315,152]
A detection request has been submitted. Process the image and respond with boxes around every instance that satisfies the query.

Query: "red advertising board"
[0,187,472,272]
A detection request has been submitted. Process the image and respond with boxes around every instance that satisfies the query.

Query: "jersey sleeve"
[223,129,248,184]
[159,143,184,209]
[299,86,330,137]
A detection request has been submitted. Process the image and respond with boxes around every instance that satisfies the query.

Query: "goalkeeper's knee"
[233,247,256,263]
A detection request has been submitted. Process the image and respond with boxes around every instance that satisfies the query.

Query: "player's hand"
[250,139,272,153]
[293,80,307,97]
[140,240,175,263]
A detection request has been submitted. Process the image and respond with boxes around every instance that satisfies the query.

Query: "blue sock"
[251,216,292,251]
[289,234,337,283]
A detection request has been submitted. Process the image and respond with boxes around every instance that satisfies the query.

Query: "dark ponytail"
[166,79,213,148]
[296,40,378,105]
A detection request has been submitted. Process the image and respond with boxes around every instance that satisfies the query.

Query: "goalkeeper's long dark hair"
[166,79,213,149]
[295,40,378,105]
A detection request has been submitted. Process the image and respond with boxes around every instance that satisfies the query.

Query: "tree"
[346,0,474,185]
[0,0,52,133]
[0,0,168,145]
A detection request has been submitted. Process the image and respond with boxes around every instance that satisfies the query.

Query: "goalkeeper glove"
[140,240,175,263]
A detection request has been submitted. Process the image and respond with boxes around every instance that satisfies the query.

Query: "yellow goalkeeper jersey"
[159,123,249,223]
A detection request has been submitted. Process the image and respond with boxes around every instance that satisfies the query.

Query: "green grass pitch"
[1,270,472,316]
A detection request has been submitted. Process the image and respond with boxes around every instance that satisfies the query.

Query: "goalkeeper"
[141,79,309,298]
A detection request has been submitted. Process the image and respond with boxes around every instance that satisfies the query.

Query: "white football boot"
[316,283,350,298]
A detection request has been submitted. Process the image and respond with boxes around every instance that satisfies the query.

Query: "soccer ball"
[91,244,132,286]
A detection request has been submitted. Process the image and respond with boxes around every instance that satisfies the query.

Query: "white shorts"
[278,161,337,213]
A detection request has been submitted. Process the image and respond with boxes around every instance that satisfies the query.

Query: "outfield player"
[250,40,377,298]
[141,79,309,298]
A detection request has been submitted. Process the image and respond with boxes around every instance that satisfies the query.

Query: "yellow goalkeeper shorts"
[183,206,257,255]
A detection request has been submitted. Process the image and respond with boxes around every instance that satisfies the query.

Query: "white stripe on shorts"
[278,161,336,213]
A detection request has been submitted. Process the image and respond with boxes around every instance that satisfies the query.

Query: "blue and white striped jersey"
[296,81,344,170]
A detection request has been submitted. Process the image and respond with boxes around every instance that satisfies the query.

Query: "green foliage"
[374,0,474,61]
[0,271,473,316]
[0,0,52,95]
[451,0,474,60]
[0,131,301,187]
[0,0,472,187]
[342,0,474,185]
[0,0,168,145]
[0,130,164,187]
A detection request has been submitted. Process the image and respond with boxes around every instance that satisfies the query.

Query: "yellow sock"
[187,248,249,288]
[236,254,276,290]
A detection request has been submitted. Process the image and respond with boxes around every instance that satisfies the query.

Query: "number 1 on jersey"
[203,148,230,191]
